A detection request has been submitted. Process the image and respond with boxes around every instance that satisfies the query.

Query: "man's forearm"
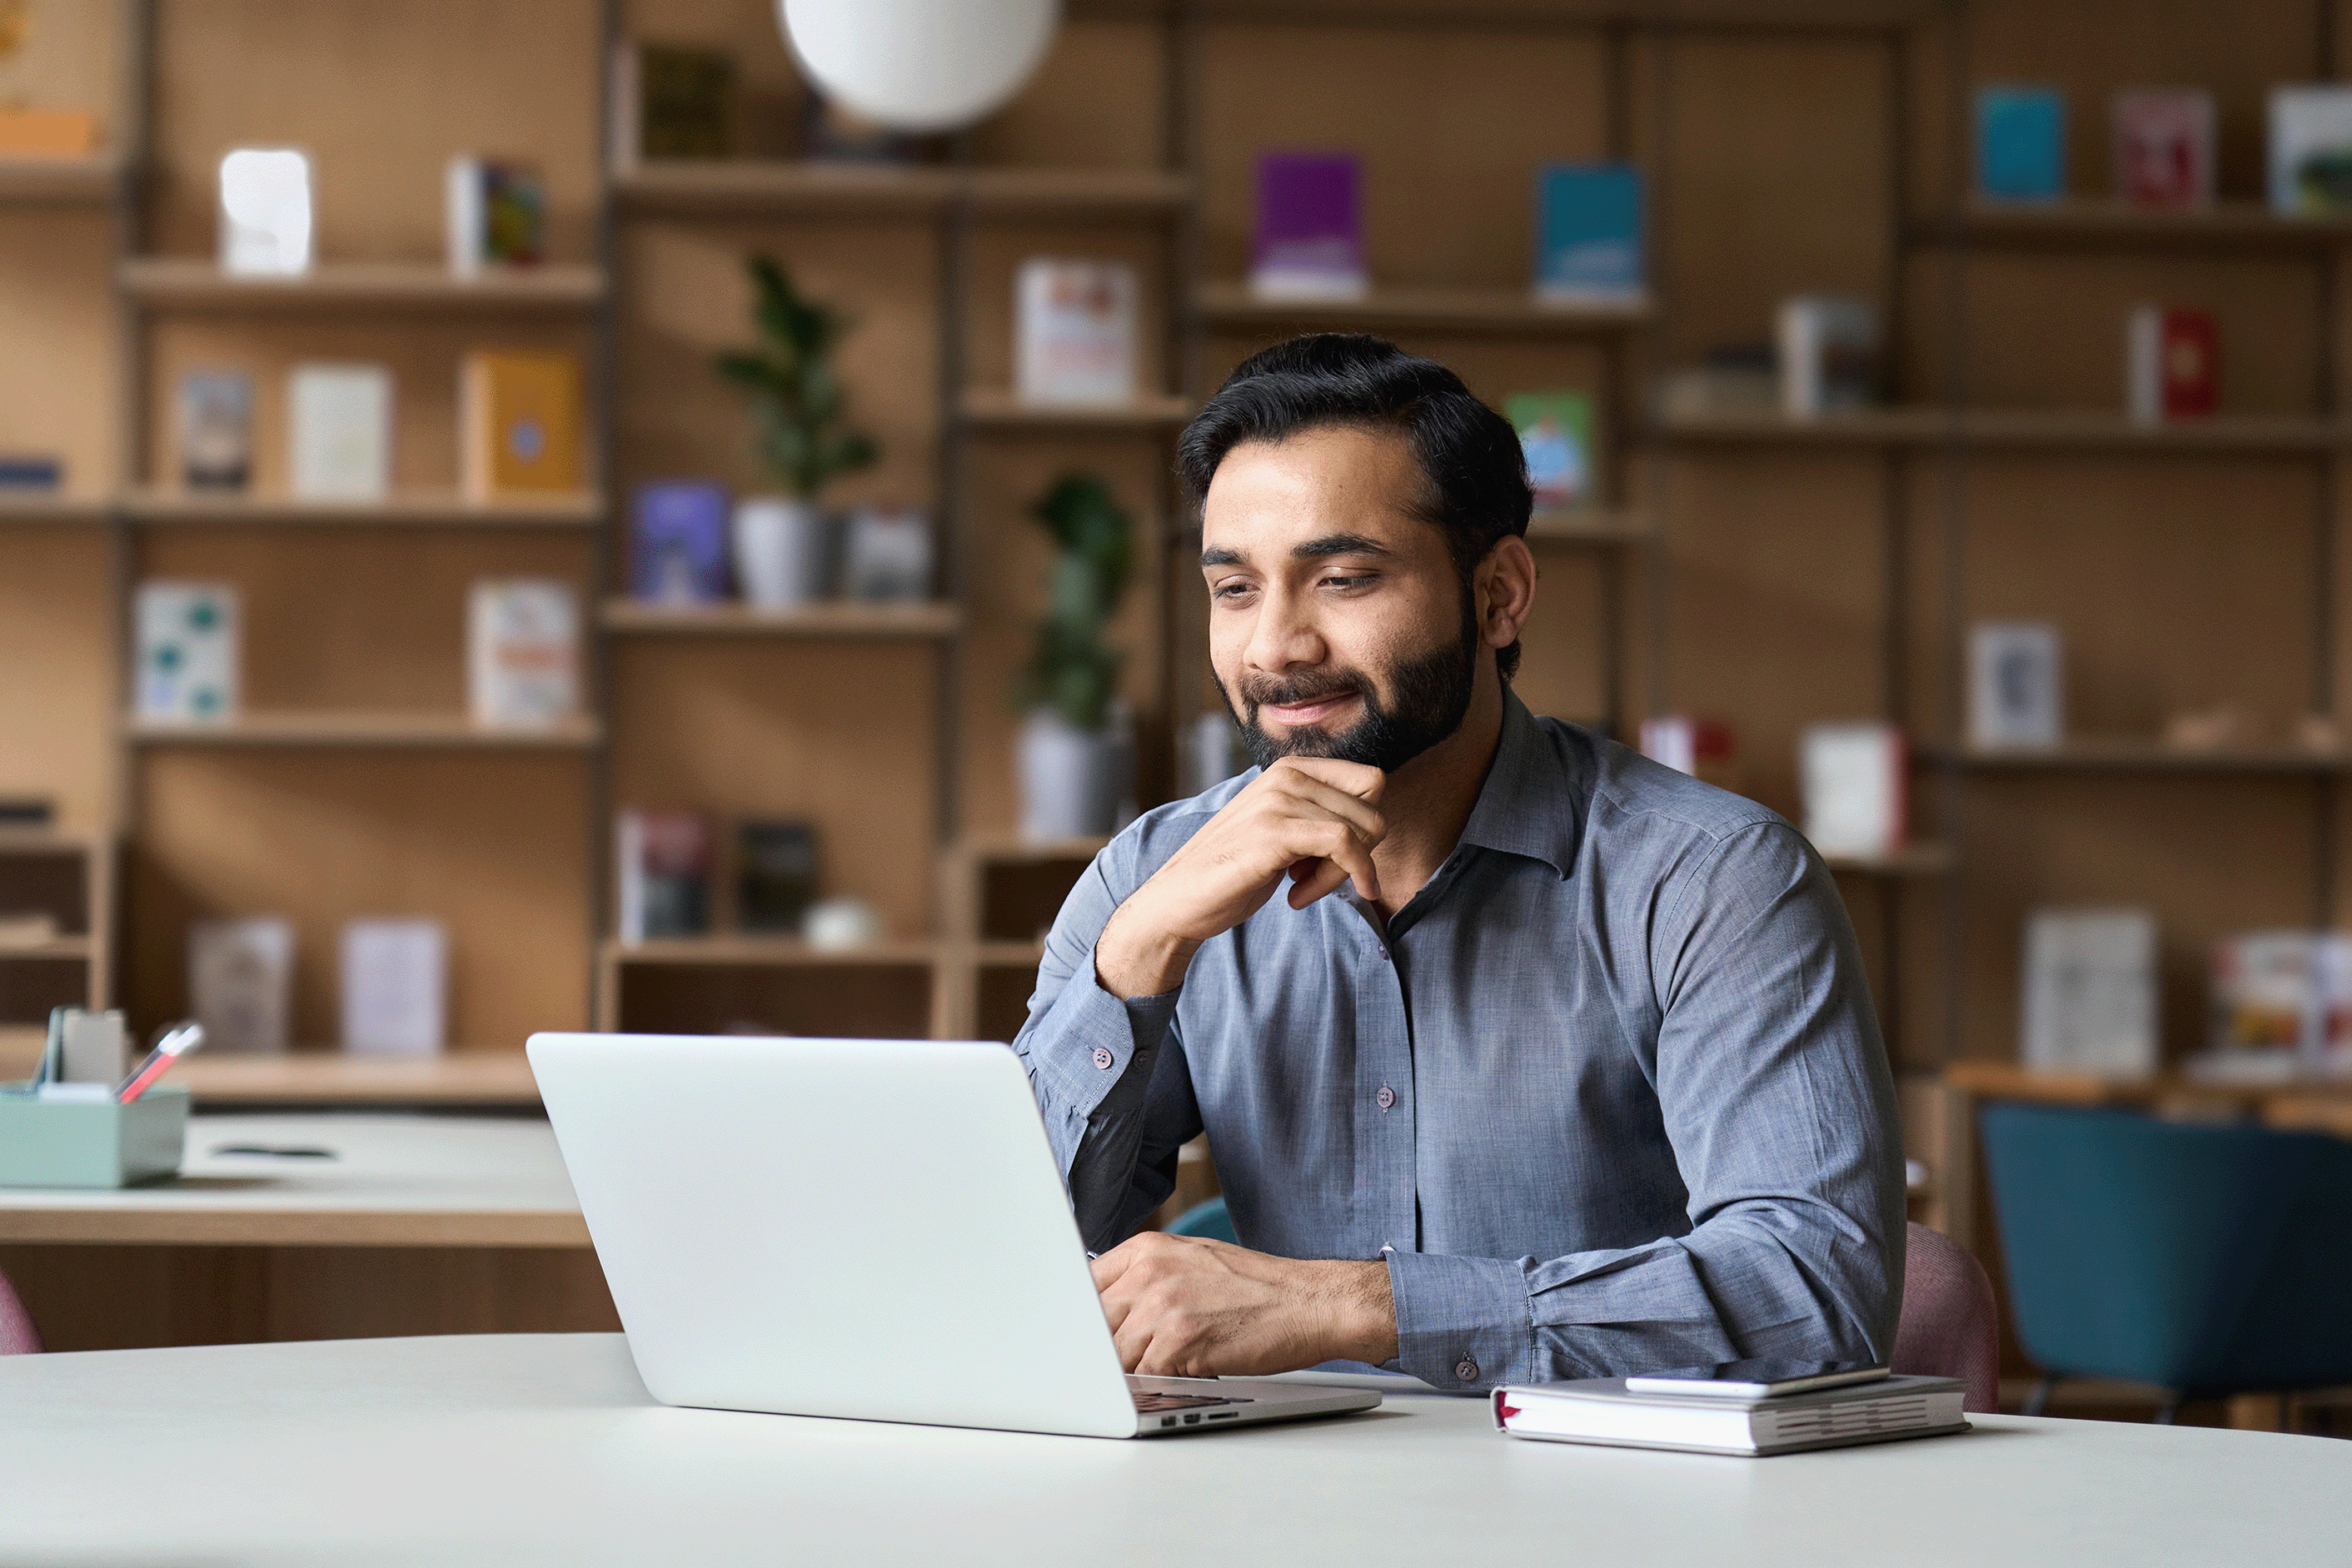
[1310,1259,1399,1366]
[1093,891,1202,1000]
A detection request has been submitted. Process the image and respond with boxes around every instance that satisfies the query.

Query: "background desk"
[2,1334,2347,1567]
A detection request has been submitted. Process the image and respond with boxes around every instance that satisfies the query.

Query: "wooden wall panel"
[975,17,1167,172]
[127,751,592,1047]
[0,530,114,833]
[1513,544,1609,729]
[0,0,120,138]
[619,0,803,159]
[0,210,116,496]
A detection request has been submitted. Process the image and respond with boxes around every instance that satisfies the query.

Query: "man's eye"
[1212,580,1257,600]
[1320,574,1375,590]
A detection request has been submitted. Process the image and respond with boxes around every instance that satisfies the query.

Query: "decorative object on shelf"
[1184,709,1245,799]
[1015,473,1134,842]
[842,504,931,602]
[466,578,580,730]
[1966,622,2063,749]
[0,796,52,828]
[217,147,313,275]
[460,351,581,501]
[2160,704,2249,752]
[1014,257,1138,406]
[0,453,61,490]
[2196,931,2352,1084]
[1975,84,2065,203]
[1532,162,1644,306]
[1638,714,1737,791]
[1777,296,1877,418]
[0,107,95,157]
[445,157,546,274]
[1654,343,1778,419]
[1506,391,1594,510]
[1799,721,1906,862]
[2268,84,2352,215]
[779,0,1059,133]
[287,362,392,501]
[615,810,711,943]
[632,481,731,604]
[340,918,446,1058]
[2112,88,2214,210]
[1252,150,1366,301]
[732,495,831,609]
[2296,712,2343,753]
[2125,304,2216,424]
[175,369,252,492]
[610,42,736,167]
[802,894,882,950]
[133,580,238,724]
[188,915,294,1053]
[737,820,819,934]
[2020,907,2158,1079]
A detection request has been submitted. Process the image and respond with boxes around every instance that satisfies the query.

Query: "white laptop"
[526,1032,1382,1439]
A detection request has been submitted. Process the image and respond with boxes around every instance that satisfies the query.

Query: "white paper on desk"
[341,918,446,1057]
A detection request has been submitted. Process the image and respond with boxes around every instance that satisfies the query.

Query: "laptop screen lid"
[527,1032,1139,1438]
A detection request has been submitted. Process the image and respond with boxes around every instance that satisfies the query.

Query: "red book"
[2113,89,2215,209]
[2127,306,2218,421]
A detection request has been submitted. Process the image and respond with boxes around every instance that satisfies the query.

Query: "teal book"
[1533,163,1643,302]
[1977,85,2065,202]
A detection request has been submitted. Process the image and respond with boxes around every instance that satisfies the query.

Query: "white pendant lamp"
[780,0,1060,134]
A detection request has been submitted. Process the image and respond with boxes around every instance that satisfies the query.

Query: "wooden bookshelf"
[601,600,963,638]
[1822,843,1956,876]
[1936,742,2352,774]
[1198,281,1650,336]
[122,490,604,529]
[0,495,110,525]
[1936,199,2352,250]
[1525,508,1648,545]
[123,712,604,749]
[960,389,1195,431]
[612,160,1192,217]
[117,259,607,311]
[0,154,121,204]
[1658,407,2346,453]
[602,936,943,967]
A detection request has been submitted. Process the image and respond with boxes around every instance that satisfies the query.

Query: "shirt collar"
[1455,688,1582,879]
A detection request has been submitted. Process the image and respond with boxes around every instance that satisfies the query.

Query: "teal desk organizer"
[0,1087,190,1187]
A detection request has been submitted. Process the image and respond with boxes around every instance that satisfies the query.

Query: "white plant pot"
[732,496,829,609]
[1018,708,1116,842]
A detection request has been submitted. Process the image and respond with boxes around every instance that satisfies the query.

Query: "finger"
[1271,776,1388,845]
[1283,819,1380,904]
[1288,857,1351,909]
[1275,756,1387,803]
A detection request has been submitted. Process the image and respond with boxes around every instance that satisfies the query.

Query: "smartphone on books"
[1622,1360,1889,1400]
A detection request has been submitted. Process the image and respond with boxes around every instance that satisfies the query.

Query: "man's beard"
[1213,599,1479,775]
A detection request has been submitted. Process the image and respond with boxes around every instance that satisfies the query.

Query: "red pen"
[116,1023,205,1103]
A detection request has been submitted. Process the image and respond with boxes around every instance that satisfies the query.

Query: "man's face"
[1199,426,1478,774]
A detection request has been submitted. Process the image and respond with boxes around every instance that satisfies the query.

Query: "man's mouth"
[1255,690,1363,729]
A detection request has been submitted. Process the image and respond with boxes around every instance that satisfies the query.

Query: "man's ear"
[1477,535,1537,651]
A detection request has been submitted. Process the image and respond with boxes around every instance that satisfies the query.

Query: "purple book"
[1252,150,1366,300]
[630,481,731,604]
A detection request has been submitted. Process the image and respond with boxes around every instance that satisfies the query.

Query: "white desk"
[1,1334,2345,1566]
[0,1113,586,1247]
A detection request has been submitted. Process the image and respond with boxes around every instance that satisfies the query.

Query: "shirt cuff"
[1386,1251,1534,1392]
[1028,952,1181,1122]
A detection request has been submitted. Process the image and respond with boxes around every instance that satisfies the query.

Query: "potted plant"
[1014,474,1135,841]
[715,254,878,608]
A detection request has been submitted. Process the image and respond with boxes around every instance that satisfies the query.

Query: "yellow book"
[0,107,97,157]
[460,351,581,501]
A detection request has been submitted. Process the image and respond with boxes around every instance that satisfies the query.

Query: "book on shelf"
[1493,1372,1968,1458]
[133,580,239,724]
[2195,931,2352,1084]
[288,363,393,502]
[2126,305,2217,423]
[610,40,736,167]
[842,505,930,603]
[1976,84,2066,202]
[218,146,313,276]
[340,918,446,1058]
[2020,907,2158,1078]
[466,579,580,729]
[1967,621,2063,749]
[1638,716,1737,792]
[631,481,731,604]
[0,106,97,157]
[737,820,818,934]
[445,157,547,274]
[1800,722,1906,862]
[1532,162,1645,305]
[1014,257,1139,406]
[1504,391,1594,510]
[459,351,581,501]
[1251,151,1366,301]
[176,369,253,492]
[2113,88,2215,209]
[616,809,711,942]
[1777,296,1877,418]
[1655,343,1779,420]
[2269,85,2352,215]
[189,915,294,1053]
[0,454,62,490]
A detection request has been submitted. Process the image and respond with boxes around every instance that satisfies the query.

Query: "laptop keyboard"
[1131,1391,1253,1412]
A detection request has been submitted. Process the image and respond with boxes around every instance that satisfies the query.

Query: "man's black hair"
[1175,332,1534,681]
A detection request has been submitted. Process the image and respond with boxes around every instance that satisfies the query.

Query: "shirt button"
[1455,1357,1481,1384]
[1375,946,1388,961]
[1090,1047,1114,1070]
[1375,1084,1396,1111]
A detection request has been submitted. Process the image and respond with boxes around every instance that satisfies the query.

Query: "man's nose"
[1243,584,1327,673]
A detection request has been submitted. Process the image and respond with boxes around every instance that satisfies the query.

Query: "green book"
[1506,391,1594,510]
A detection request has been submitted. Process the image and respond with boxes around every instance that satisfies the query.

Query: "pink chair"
[1893,1221,1998,1412]
[0,1266,42,1355]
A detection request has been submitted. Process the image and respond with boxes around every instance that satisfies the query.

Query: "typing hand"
[1094,757,1386,998]
[1089,1231,1396,1379]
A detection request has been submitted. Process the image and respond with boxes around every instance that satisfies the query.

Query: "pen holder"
[0,1086,190,1188]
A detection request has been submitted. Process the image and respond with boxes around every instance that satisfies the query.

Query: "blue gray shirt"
[1012,691,1905,1392]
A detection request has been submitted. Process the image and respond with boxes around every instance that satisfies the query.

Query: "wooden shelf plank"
[601,599,962,639]
[122,490,603,528]
[1936,198,2352,249]
[954,834,1113,866]
[603,937,942,967]
[1821,842,1956,875]
[974,940,1048,966]
[1932,740,2352,774]
[613,161,1192,217]
[0,936,92,960]
[168,1052,543,1106]
[0,153,121,203]
[1198,281,1650,335]
[1525,508,1648,544]
[118,258,606,310]
[123,712,603,749]
[0,494,109,525]
[966,166,1193,213]
[1660,406,2345,453]
[960,389,1194,431]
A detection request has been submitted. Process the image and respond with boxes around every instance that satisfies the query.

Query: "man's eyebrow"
[1199,545,1244,568]
[1292,532,1396,560]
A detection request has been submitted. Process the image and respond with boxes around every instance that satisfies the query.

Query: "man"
[1011,334,1903,1392]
